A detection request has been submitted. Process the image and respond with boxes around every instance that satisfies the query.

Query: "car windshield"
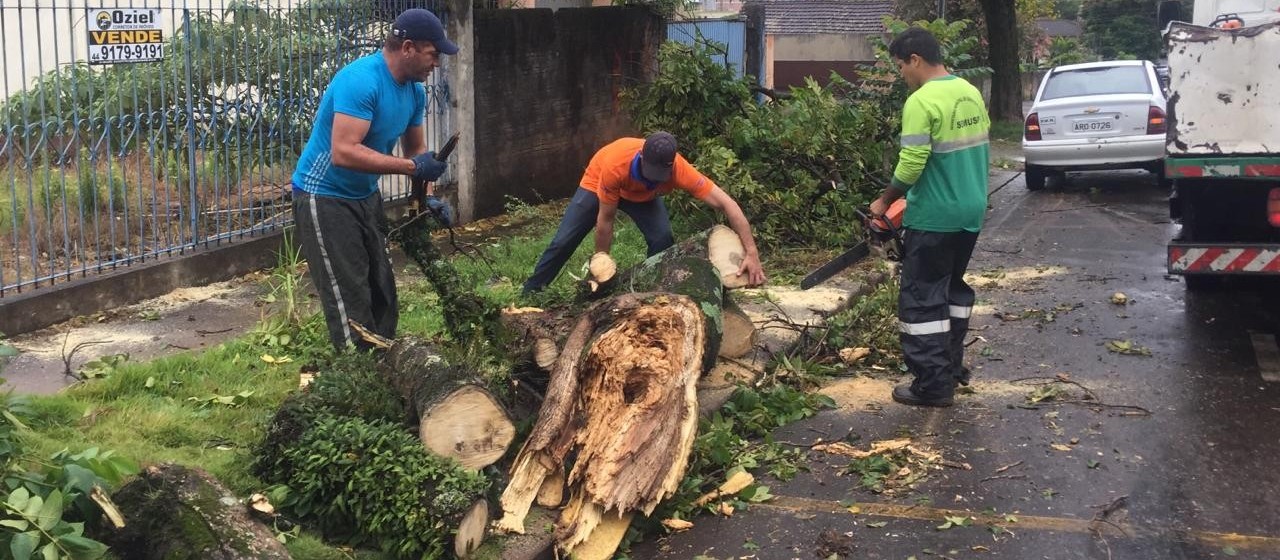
[1041,66,1150,100]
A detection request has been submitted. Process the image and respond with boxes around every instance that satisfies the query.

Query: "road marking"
[761,495,1280,553]
[1249,332,1280,382]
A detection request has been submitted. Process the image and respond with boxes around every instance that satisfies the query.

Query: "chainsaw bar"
[799,241,871,289]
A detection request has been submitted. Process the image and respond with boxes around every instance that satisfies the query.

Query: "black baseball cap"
[392,8,459,55]
[640,131,677,182]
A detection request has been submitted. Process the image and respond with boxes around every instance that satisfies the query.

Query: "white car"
[1022,60,1169,190]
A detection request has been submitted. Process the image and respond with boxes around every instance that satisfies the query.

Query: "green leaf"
[0,342,19,358]
[740,485,773,503]
[7,487,31,511]
[36,490,63,530]
[23,495,44,520]
[144,377,156,389]
[865,521,888,528]
[1222,547,1238,556]
[10,531,38,560]
[39,541,57,560]
[2,410,31,431]
[57,535,107,557]
[0,519,29,530]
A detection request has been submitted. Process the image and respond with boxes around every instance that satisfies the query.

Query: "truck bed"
[1164,21,1280,156]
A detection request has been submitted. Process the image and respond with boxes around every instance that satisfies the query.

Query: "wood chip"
[661,518,694,532]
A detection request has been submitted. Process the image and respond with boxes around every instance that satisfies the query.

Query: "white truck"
[1159,1,1280,288]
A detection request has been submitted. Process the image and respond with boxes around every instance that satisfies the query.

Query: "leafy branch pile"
[623,18,988,250]
[0,391,139,559]
[253,352,490,558]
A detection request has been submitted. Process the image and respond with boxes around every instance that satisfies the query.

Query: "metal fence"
[667,17,747,78]
[0,0,452,297]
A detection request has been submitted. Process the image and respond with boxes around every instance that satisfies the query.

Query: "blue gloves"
[425,195,454,226]
[411,151,447,182]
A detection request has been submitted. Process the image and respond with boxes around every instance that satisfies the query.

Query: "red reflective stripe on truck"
[1177,166,1205,177]
[1244,164,1280,177]
[1224,249,1261,272]
[1189,248,1226,270]
[1266,254,1280,272]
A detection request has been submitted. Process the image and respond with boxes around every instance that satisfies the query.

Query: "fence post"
[446,0,476,224]
[182,6,200,250]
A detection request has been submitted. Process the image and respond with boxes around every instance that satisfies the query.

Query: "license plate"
[1073,120,1113,132]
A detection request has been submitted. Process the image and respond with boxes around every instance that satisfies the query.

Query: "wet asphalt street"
[631,170,1280,560]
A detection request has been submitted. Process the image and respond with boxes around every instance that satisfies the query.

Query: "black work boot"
[891,383,954,407]
[955,366,972,387]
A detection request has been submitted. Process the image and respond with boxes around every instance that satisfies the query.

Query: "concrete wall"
[765,32,884,90]
[773,33,879,62]
[469,7,662,219]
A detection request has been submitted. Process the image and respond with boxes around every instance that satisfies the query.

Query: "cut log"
[381,337,517,470]
[97,464,291,560]
[708,224,754,289]
[719,296,757,359]
[455,499,490,558]
[579,252,618,299]
[533,338,559,371]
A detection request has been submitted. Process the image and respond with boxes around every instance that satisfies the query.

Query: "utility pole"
[938,0,946,20]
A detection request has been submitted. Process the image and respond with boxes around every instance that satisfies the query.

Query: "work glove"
[425,195,454,226]
[410,151,447,182]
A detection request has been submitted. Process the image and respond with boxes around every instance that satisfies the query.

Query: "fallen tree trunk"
[99,464,291,560]
[498,226,747,559]
[380,336,517,470]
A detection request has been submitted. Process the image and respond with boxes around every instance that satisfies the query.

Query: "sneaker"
[891,384,954,407]
[955,366,972,387]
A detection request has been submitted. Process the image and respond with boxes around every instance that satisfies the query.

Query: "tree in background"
[1080,0,1161,60]
[977,0,1023,121]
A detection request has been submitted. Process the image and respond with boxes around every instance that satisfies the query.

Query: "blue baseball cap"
[392,8,459,55]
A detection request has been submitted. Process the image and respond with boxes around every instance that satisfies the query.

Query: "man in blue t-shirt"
[291,8,457,351]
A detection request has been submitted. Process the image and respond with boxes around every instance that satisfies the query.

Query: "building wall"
[470,7,662,219]
[765,32,884,89]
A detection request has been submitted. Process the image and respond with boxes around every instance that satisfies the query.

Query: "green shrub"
[266,413,488,558]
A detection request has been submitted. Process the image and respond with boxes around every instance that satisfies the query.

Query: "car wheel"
[1025,165,1047,191]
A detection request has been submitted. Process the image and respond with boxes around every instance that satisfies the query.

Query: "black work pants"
[293,190,397,352]
[898,228,980,399]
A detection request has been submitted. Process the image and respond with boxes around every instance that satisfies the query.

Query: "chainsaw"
[799,198,905,290]
[409,131,461,216]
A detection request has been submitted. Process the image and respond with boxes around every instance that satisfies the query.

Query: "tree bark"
[99,464,291,560]
[381,336,517,470]
[497,227,742,559]
[979,0,1023,122]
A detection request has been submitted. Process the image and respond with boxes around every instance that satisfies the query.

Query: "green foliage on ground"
[262,413,488,558]
[0,389,139,559]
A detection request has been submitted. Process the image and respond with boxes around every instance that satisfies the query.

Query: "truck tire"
[1026,165,1046,191]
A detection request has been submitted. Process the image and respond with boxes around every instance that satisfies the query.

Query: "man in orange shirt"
[523,131,766,293]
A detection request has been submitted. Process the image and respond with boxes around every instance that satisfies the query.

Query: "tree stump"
[497,226,749,559]
[98,464,290,560]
